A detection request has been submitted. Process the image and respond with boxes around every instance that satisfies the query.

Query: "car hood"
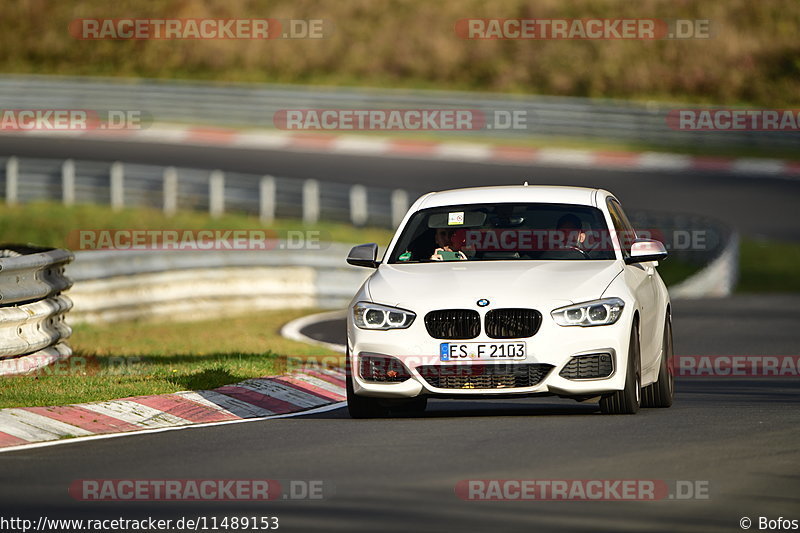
[367,260,623,310]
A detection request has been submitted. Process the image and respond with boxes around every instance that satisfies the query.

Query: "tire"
[642,314,675,408]
[346,352,387,419]
[600,325,641,415]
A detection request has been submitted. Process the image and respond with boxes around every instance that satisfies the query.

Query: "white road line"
[280,310,347,353]
[637,152,692,171]
[0,410,92,441]
[536,149,595,167]
[232,131,293,149]
[0,402,347,454]
[730,158,786,175]
[435,143,494,160]
[132,128,190,143]
[80,400,192,428]
[333,136,391,154]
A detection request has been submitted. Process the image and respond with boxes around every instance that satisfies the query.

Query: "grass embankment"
[3,0,798,107]
[0,310,343,409]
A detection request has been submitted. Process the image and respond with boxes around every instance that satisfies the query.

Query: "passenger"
[430,228,467,261]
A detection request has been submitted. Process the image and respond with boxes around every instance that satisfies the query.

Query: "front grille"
[424,309,480,339]
[485,308,542,339]
[417,363,553,389]
[559,353,614,380]
[359,355,411,383]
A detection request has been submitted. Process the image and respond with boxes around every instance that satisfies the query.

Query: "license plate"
[440,342,527,361]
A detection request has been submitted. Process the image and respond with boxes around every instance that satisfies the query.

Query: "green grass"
[738,239,800,292]
[0,309,344,409]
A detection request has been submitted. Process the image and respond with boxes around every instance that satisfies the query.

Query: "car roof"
[416,185,611,210]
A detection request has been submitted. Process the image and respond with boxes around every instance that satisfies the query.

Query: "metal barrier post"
[303,179,320,225]
[110,161,124,211]
[62,159,75,206]
[260,175,276,225]
[209,170,225,218]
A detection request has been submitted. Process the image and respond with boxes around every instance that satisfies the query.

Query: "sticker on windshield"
[448,212,465,225]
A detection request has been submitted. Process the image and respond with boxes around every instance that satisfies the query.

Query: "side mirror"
[347,243,379,268]
[625,239,668,265]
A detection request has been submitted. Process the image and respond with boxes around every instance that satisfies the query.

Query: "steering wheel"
[565,245,590,258]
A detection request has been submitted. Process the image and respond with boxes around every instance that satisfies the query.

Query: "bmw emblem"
[477,299,490,307]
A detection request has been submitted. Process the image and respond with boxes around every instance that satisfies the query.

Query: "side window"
[606,199,636,257]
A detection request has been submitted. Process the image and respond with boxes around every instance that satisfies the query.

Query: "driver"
[554,214,588,252]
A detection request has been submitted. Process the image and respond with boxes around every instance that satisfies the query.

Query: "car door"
[607,198,659,374]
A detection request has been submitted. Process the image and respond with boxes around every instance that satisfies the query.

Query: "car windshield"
[388,202,617,263]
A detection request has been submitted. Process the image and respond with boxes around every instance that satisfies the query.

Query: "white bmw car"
[345,185,673,417]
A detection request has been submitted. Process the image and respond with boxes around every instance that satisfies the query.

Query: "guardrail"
[0,246,74,376]
[66,244,371,324]
[1,156,415,229]
[1,75,798,150]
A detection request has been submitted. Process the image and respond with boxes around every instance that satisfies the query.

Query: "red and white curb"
[0,367,345,452]
[6,125,800,178]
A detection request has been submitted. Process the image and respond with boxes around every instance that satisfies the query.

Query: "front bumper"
[348,308,633,399]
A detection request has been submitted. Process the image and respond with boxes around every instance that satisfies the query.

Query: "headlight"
[353,302,416,330]
[551,298,625,327]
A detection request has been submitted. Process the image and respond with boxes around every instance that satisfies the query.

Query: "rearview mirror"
[625,239,668,264]
[347,243,379,268]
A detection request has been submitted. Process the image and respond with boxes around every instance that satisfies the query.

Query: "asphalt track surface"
[1,295,799,532]
[1,136,799,531]
[1,135,799,242]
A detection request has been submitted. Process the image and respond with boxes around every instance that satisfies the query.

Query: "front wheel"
[600,325,641,415]
[346,353,387,418]
[642,314,674,408]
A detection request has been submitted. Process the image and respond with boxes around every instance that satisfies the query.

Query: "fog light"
[359,355,411,383]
